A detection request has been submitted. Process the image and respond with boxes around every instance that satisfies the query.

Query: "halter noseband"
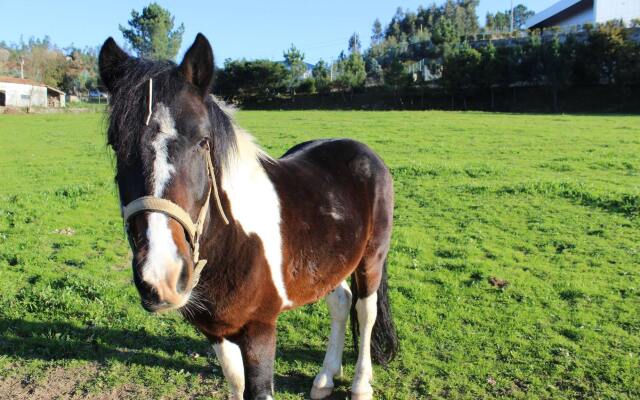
[122,78,229,289]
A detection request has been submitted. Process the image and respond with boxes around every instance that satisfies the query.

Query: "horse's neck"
[203,126,284,289]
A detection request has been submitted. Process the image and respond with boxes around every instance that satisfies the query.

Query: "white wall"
[595,0,640,23]
[0,82,47,107]
[557,7,595,27]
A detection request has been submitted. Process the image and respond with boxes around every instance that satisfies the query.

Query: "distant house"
[526,0,640,29]
[302,62,314,79]
[0,76,65,108]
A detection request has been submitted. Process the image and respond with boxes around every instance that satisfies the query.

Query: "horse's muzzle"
[133,253,192,313]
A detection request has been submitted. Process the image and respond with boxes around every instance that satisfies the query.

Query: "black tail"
[350,260,399,365]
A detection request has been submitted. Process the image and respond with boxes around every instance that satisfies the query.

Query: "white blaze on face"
[221,127,292,308]
[142,103,183,286]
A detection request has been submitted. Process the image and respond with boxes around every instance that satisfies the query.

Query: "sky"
[0,0,558,65]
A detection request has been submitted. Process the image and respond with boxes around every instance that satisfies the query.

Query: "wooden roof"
[0,76,46,87]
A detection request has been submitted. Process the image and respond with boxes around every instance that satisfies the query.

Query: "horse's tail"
[350,259,399,365]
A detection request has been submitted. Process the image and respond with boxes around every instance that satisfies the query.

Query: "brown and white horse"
[99,34,398,400]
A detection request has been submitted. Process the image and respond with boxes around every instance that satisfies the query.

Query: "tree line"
[1,1,638,109]
[443,21,640,110]
[0,37,100,95]
[216,1,640,107]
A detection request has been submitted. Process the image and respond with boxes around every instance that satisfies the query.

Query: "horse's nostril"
[176,256,190,294]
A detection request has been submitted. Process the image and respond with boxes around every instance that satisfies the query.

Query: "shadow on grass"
[0,317,336,396]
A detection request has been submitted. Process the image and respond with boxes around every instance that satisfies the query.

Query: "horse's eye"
[198,138,210,150]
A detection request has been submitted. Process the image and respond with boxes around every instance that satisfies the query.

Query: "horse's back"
[279,138,391,185]
[270,138,393,305]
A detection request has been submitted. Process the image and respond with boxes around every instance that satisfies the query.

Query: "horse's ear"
[179,33,214,96]
[99,37,129,93]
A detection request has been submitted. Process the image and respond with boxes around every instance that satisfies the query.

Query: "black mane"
[106,58,237,170]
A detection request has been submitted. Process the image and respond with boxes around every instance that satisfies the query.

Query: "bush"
[296,78,316,94]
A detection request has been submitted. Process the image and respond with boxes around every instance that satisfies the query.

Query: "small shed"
[0,76,65,108]
[46,86,66,108]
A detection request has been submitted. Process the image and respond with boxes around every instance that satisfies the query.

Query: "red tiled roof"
[0,76,46,86]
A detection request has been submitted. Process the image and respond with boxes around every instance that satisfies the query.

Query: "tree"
[519,32,545,85]
[0,37,71,89]
[432,18,459,58]
[215,59,287,102]
[616,34,640,86]
[513,4,535,30]
[442,42,481,109]
[485,4,533,32]
[365,57,383,85]
[348,33,362,55]
[371,19,384,44]
[479,43,499,109]
[459,0,480,36]
[283,44,307,97]
[62,46,99,94]
[386,7,405,38]
[312,60,331,93]
[585,21,627,84]
[543,34,575,111]
[335,52,366,97]
[119,3,185,60]
[384,57,408,103]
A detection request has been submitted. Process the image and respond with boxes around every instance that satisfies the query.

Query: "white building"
[526,0,640,29]
[0,76,65,108]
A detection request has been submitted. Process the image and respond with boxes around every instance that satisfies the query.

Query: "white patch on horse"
[221,126,291,308]
[150,103,178,197]
[320,206,343,221]
[351,292,377,399]
[312,281,351,399]
[142,103,181,286]
[143,213,182,284]
[214,339,245,399]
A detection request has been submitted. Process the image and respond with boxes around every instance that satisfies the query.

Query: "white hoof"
[312,365,343,399]
[311,385,334,399]
[351,390,373,400]
[351,380,373,400]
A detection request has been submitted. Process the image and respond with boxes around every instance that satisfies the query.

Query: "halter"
[122,78,229,289]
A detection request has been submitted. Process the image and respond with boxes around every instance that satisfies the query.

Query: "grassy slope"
[0,111,638,399]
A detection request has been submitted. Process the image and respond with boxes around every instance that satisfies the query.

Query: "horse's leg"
[213,339,245,400]
[350,289,377,400]
[311,280,352,399]
[237,321,277,400]
[350,251,386,400]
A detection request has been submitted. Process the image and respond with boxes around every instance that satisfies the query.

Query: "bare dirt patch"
[0,364,97,400]
[0,364,155,400]
[0,363,222,399]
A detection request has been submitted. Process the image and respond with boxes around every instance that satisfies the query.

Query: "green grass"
[0,110,639,399]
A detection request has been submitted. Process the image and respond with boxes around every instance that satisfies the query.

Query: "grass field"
[0,110,639,399]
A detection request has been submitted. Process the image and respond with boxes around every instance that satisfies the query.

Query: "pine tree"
[348,33,362,54]
[119,3,185,60]
[372,19,384,44]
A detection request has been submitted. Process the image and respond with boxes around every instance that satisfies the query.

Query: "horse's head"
[99,34,227,313]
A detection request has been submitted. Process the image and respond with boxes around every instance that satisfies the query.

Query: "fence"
[240,84,640,113]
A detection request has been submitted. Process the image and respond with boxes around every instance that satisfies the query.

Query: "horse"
[98,33,398,400]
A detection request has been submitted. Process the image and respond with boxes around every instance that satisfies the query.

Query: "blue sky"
[1,0,557,64]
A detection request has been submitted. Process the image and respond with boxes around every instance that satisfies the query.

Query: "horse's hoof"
[311,385,334,399]
[351,391,373,400]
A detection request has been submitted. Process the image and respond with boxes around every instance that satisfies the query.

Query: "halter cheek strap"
[123,147,229,288]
